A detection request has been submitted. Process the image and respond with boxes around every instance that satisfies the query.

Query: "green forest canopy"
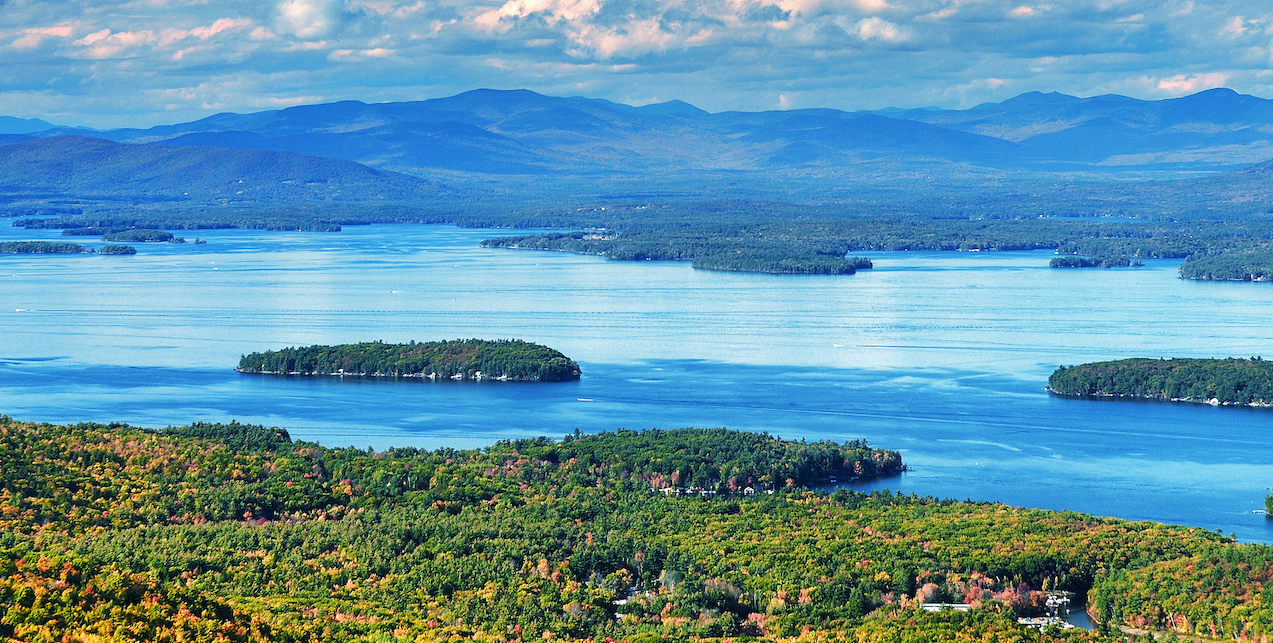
[1049,357,1273,406]
[0,417,1270,642]
[1180,249,1273,281]
[238,339,581,382]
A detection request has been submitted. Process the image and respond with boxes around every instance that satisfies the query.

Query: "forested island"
[3,417,1271,642]
[60,227,182,243]
[0,241,87,254]
[482,232,874,275]
[1049,254,1140,268]
[1048,357,1273,406]
[0,241,137,255]
[238,339,582,382]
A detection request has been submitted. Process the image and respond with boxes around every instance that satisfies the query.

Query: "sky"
[3,0,1273,128]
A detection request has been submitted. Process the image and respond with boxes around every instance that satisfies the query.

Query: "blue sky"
[3,0,1272,127]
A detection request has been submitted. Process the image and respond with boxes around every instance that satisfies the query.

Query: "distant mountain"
[886,88,1273,170]
[10,87,1273,180]
[0,116,56,135]
[0,136,444,202]
[70,89,1025,176]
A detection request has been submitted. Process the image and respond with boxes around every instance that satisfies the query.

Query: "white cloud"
[1220,15,1246,38]
[1156,72,1229,94]
[12,24,77,49]
[855,16,906,43]
[277,0,347,39]
[72,28,160,58]
[475,0,602,31]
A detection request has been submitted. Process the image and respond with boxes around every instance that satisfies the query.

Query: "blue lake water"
[3,223,1273,542]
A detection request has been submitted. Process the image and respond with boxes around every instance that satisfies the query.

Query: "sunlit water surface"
[3,223,1273,541]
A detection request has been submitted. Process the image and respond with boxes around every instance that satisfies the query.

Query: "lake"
[4,223,1273,542]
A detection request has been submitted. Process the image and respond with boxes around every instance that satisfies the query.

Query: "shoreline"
[235,368,559,382]
[1045,387,1273,409]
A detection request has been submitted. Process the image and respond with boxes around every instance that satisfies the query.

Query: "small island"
[238,339,582,382]
[0,241,139,255]
[64,227,184,243]
[1049,254,1141,268]
[1048,357,1273,407]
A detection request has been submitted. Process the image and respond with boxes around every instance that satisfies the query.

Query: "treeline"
[238,339,582,382]
[10,416,1256,642]
[1049,357,1273,406]
[1180,249,1273,281]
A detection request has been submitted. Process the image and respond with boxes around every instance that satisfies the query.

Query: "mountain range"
[13,87,1273,178]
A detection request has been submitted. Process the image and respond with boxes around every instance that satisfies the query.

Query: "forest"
[237,340,582,382]
[1179,249,1273,281]
[3,417,1273,642]
[1048,358,1273,406]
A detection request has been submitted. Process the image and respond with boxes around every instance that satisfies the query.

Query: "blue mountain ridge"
[8,87,1273,181]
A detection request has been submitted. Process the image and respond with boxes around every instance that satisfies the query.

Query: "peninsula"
[237,339,582,382]
[1048,357,1273,406]
[1179,249,1273,281]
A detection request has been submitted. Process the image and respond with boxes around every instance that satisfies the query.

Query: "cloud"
[3,0,1273,127]
[854,16,906,43]
[1156,72,1229,94]
[1219,15,1246,38]
[12,24,76,49]
[277,0,351,39]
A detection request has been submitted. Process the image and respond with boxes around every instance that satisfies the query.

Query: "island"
[2,416,1269,642]
[1049,254,1140,268]
[0,241,88,254]
[1048,357,1273,406]
[97,244,137,255]
[237,339,582,382]
[482,232,874,275]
